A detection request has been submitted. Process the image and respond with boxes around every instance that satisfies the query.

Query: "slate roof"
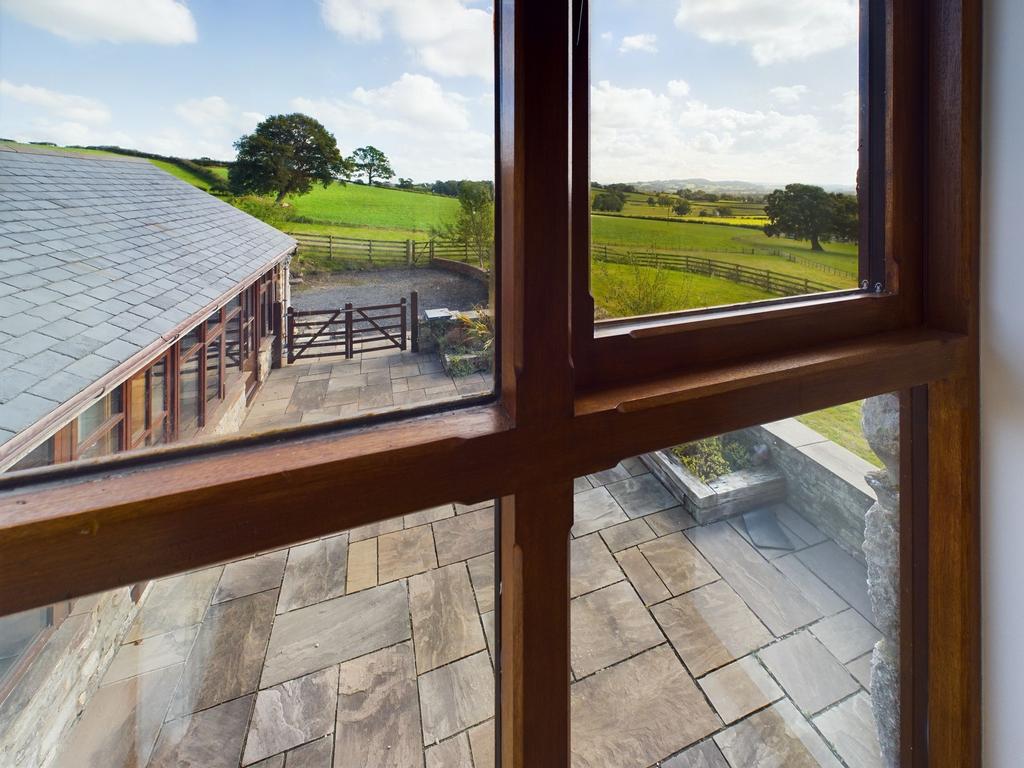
[0,144,296,455]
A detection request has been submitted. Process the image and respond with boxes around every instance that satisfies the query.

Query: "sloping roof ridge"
[0,143,151,163]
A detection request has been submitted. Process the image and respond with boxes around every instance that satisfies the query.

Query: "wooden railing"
[286,293,419,363]
[289,233,492,267]
[591,245,844,297]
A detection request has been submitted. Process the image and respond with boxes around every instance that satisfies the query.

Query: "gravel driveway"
[291,268,488,313]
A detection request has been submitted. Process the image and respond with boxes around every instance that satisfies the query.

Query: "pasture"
[283,182,459,235]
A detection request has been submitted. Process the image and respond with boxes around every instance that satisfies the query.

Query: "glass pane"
[178,355,201,437]
[9,438,54,472]
[179,325,202,354]
[571,395,900,766]
[206,337,222,403]
[151,358,168,418]
[590,1,861,320]
[0,502,497,766]
[225,314,242,369]
[129,373,149,443]
[77,390,122,442]
[0,606,49,686]
[206,310,222,334]
[79,423,122,460]
[0,0,496,474]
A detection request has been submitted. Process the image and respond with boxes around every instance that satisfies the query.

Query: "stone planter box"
[641,449,786,524]
[441,350,490,376]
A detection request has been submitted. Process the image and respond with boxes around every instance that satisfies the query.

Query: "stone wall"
[429,257,490,285]
[747,419,876,561]
[0,588,138,768]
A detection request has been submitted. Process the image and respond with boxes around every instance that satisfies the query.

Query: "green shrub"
[671,434,752,482]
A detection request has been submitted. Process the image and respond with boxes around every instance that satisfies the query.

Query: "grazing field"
[283,182,459,235]
[147,158,220,191]
[591,261,774,317]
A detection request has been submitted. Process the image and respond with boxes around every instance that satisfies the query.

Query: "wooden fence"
[290,233,491,267]
[592,245,843,297]
[286,293,419,363]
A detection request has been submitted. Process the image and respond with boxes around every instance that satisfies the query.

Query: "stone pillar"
[861,394,900,767]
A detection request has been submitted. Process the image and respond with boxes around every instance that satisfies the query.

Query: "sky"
[0,0,859,186]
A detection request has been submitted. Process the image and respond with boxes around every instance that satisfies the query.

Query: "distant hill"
[628,178,856,196]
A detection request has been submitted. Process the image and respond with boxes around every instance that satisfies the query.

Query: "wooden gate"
[286,292,419,364]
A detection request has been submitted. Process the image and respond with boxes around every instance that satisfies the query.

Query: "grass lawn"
[590,261,775,317]
[284,182,459,234]
[796,402,883,467]
[147,158,219,191]
[283,220,429,242]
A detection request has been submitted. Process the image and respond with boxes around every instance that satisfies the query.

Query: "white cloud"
[769,84,809,105]
[590,79,857,185]
[0,80,110,124]
[0,0,197,45]
[351,74,470,131]
[619,33,658,54]
[667,79,691,98]
[600,31,613,42]
[675,0,857,65]
[293,73,492,181]
[834,89,859,121]
[320,0,493,80]
[171,96,263,157]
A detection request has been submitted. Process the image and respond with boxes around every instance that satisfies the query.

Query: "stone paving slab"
[714,700,843,768]
[757,631,860,715]
[167,589,277,719]
[418,651,495,745]
[687,522,822,637]
[261,581,410,687]
[336,643,422,768]
[277,535,348,613]
[242,667,337,765]
[410,563,486,674]
[571,645,721,768]
[813,692,883,768]
[570,581,664,678]
[652,580,772,677]
[150,694,252,768]
[214,552,287,605]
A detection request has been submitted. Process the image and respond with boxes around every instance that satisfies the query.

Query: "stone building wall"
[0,588,138,768]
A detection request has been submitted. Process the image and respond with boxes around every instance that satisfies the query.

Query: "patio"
[240,346,492,433]
[52,456,883,768]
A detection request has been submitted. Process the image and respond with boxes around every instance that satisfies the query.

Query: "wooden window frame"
[0,2,979,766]
[570,0,922,390]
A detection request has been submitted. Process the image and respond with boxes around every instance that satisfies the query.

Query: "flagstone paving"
[240,345,492,435]
[56,460,885,768]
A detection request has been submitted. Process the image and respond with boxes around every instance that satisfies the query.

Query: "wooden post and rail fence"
[286,292,419,364]
[289,233,489,266]
[590,244,846,297]
[289,234,851,295]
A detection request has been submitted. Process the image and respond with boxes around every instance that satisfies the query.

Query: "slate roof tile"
[0,146,294,452]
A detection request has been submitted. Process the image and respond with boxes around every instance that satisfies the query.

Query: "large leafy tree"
[350,145,395,186]
[829,193,860,242]
[763,183,835,251]
[229,114,349,204]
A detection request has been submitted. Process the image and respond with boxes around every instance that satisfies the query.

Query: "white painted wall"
[981,1,1024,764]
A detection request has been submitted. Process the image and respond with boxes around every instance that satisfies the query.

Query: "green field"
[283,182,459,235]
[147,158,220,190]
[591,261,774,317]
[797,402,882,467]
